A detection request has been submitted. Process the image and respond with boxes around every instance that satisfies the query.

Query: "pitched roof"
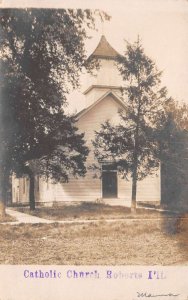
[75,107,86,118]
[75,90,125,120]
[90,35,119,59]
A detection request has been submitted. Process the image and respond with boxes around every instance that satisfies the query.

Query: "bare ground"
[0,217,187,265]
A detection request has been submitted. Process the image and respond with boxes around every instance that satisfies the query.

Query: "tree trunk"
[130,78,142,213]
[28,171,35,210]
[0,196,6,217]
[131,168,137,213]
[0,172,8,217]
[131,132,139,213]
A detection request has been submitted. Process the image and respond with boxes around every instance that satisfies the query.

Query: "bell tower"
[83,35,123,107]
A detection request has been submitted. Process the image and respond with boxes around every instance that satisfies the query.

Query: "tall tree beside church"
[93,38,169,212]
[155,100,188,210]
[0,9,109,212]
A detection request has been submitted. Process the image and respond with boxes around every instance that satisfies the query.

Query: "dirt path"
[5,208,53,224]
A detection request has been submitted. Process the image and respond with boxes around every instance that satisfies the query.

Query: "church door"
[102,164,117,198]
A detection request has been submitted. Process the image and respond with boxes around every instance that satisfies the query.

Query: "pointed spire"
[90,35,119,59]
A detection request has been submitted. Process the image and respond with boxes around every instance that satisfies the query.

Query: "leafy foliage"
[155,100,188,210]
[0,9,109,207]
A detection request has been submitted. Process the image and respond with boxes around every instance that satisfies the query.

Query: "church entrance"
[102,164,117,198]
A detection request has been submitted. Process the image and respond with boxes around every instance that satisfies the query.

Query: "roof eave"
[76,90,126,120]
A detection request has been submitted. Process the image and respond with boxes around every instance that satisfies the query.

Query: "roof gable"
[76,91,126,120]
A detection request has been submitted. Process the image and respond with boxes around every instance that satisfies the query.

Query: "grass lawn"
[0,214,16,223]
[0,217,187,265]
[13,202,179,221]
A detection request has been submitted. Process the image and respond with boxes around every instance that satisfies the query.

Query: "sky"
[2,0,188,113]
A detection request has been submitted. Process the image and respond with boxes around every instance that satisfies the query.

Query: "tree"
[155,100,188,211]
[93,38,169,212]
[0,9,109,212]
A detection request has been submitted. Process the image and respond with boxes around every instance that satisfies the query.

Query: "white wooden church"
[12,36,160,207]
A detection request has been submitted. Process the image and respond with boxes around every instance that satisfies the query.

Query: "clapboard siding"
[12,175,29,203]
[85,59,123,107]
[137,172,160,202]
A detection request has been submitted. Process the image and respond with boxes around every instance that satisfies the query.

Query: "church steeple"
[83,35,123,107]
[90,35,119,60]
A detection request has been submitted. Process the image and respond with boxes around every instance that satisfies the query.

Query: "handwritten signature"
[137,292,180,298]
